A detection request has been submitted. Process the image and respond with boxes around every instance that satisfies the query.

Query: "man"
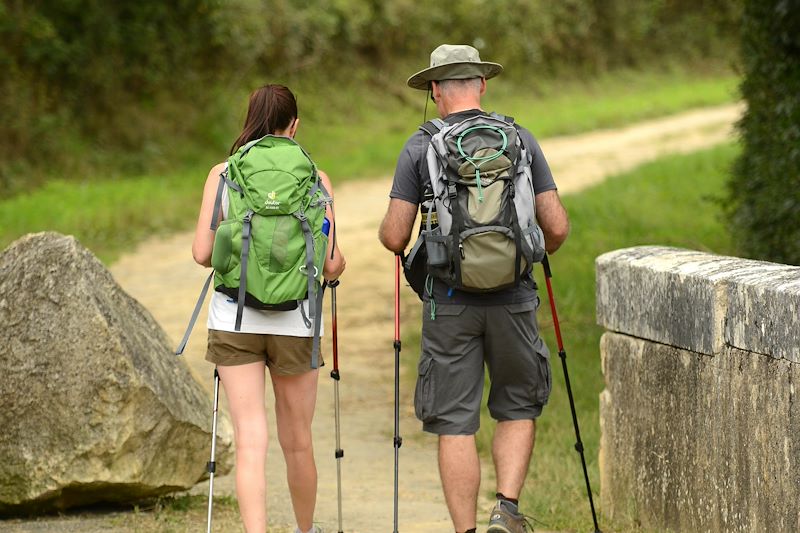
[378,44,569,533]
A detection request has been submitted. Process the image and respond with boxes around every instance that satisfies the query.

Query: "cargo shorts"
[414,299,552,435]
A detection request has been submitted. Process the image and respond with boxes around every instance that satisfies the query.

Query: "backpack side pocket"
[211,219,242,275]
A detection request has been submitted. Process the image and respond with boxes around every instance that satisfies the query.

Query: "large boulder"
[0,232,232,515]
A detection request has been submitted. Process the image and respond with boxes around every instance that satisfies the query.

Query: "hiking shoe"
[294,527,323,533]
[487,500,531,533]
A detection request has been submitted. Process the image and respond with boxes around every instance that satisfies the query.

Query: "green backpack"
[176,135,332,368]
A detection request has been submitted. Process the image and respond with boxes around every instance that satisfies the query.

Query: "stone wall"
[596,246,799,532]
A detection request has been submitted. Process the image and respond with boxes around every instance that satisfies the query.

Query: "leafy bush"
[0,0,743,196]
[0,1,234,191]
[728,0,800,265]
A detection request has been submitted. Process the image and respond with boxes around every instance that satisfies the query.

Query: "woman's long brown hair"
[229,84,298,155]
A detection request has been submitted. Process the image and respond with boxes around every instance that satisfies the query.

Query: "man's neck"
[440,98,482,117]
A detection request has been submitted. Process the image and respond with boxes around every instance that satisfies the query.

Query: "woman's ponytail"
[230,84,298,155]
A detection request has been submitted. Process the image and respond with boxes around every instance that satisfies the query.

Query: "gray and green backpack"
[176,135,332,368]
[406,113,546,299]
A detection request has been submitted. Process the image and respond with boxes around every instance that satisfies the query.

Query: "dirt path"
[7,103,741,533]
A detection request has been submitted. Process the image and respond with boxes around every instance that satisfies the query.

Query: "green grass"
[0,173,201,264]
[0,495,249,532]
[0,68,738,263]
[300,68,739,181]
[485,68,739,138]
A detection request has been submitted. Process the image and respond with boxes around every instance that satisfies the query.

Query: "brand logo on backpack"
[406,113,546,295]
[264,190,280,210]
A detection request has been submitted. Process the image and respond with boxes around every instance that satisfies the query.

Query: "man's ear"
[290,118,300,138]
[479,78,487,96]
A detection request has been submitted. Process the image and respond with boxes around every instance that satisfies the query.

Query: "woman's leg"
[271,368,320,532]
[217,362,268,533]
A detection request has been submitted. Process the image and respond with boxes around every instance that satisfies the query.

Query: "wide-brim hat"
[407,44,503,90]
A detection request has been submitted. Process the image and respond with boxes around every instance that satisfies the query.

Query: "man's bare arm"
[379,198,418,254]
[535,189,569,253]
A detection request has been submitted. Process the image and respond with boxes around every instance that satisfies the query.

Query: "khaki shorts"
[415,299,551,435]
[205,329,323,376]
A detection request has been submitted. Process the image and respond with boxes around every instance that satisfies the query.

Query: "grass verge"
[301,68,739,181]
[401,143,738,531]
[0,69,738,263]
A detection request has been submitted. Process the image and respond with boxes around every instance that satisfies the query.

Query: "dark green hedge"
[728,0,800,265]
[1,0,742,195]
[0,0,235,191]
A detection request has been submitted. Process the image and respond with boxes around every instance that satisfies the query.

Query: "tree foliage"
[1,0,235,190]
[0,0,742,194]
[728,0,800,265]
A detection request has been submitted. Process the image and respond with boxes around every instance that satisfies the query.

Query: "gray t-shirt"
[390,109,557,305]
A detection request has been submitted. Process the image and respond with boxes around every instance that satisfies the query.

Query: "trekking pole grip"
[542,254,553,279]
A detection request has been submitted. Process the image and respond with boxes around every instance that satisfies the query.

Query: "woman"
[192,84,345,533]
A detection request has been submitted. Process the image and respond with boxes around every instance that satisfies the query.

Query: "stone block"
[600,332,800,532]
[597,246,800,360]
[722,264,800,363]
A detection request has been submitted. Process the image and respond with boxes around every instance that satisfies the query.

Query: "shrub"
[0,0,743,196]
[728,0,800,265]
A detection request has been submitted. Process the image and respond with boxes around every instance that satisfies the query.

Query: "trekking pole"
[329,279,344,533]
[542,255,602,533]
[206,368,221,533]
[393,254,403,533]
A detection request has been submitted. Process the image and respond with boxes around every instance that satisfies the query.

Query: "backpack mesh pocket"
[211,219,242,275]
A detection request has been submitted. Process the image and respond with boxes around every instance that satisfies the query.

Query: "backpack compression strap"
[294,210,323,367]
[310,281,326,368]
[234,209,255,331]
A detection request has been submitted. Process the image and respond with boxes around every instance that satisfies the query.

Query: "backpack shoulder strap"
[489,112,514,124]
[419,118,446,137]
[211,162,245,231]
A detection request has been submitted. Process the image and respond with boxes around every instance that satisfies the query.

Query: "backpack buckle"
[299,265,319,277]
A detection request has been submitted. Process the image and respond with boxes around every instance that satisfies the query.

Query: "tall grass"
[0,70,738,263]
[0,173,200,264]
[301,69,739,180]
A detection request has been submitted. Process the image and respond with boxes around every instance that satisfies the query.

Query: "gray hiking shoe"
[487,500,531,533]
[294,527,323,533]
